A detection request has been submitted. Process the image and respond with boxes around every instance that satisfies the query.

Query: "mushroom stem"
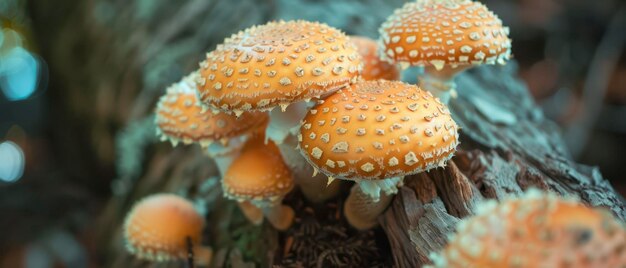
[418,65,470,104]
[206,136,247,177]
[344,184,395,230]
[262,203,295,231]
[266,101,312,144]
[237,201,263,225]
[211,154,236,177]
[355,176,403,202]
[192,246,213,267]
[278,134,341,203]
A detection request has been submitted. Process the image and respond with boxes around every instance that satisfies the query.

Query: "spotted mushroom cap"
[350,36,400,81]
[155,72,268,147]
[298,80,459,181]
[378,0,512,70]
[222,136,295,206]
[124,194,204,262]
[196,20,363,115]
[429,189,626,268]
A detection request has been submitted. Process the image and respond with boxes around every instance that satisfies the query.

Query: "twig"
[187,236,195,268]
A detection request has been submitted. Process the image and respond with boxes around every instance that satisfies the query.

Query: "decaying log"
[379,65,626,267]
[25,0,625,267]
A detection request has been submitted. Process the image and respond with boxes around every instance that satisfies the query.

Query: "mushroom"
[222,135,295,231]
[155,71,268,176]
[196,20,362,202]
[378,0,512,103]
[298,80,459,229]
[195,20,362,139]
[124,194,212,267]
[350,36,400,81]
[428,189,626,268]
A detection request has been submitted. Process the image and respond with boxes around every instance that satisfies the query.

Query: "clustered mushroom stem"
[266,101,312,144]
[262,203,295,231]
[276,134,340,203]
[344,184,395,230]
[237,201,263,225]
[206,137,247,177]
[211,153,237,178]
[192,246,213,267]
[417,74,455,104]
[417,65,469,104]
[356,176,403,203]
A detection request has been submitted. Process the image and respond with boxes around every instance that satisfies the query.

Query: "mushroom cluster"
[196,20,362,203]
[428,189,626,268]
[130,0,516,261]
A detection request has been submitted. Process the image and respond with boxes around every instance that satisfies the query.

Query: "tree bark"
[379,65,626,267]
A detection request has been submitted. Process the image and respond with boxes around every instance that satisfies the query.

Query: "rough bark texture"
[25,0,626,267]
[378,65,626,267]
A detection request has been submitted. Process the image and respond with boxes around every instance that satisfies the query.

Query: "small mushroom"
[222,135,295,231]
[155,71,268,176]
[196,20,362,202]
[428,189,626,268]
[124,194,212,267]
[298,80,459,229]
[350,36,400,81]
[379,0,512,103]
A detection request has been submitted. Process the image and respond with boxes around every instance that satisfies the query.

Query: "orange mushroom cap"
[124,194,205,262]
[298,80,459,181]
[196,20,363,115]
[350,36,400,81]
[222,136,295,206]
[429,190,626,268]
[379,0,511,70]
[155,72,268,147]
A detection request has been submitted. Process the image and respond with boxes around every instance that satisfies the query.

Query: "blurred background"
[0,0,624,266]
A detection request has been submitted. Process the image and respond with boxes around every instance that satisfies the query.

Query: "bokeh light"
[0,26,42,101]
[0,140,25,183]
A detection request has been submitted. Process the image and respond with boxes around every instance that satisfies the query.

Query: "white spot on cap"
[404,152,418,166]
[311,147,323,159]
[361,162,375,172]
[332,141,349,153]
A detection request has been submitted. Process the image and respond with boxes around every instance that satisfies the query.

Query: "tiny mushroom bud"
[350,36,400,81]
[196,20,362,202]
[124,194,212,266]
[222,136,296,230]
[299,80,459,229]
[155,71,268,176]
[379,0,512,103]
[428,189,626,268]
